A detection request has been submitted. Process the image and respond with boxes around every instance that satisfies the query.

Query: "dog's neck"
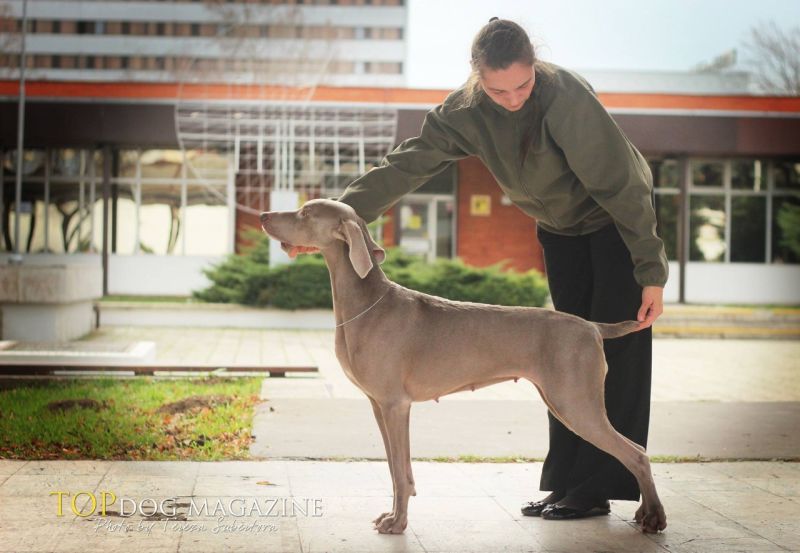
[321,241,391,327]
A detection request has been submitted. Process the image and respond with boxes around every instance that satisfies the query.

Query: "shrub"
[193,231,549,309]
[384,252,549,307]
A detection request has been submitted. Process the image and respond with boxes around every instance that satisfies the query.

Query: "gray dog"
[260,198,667,534]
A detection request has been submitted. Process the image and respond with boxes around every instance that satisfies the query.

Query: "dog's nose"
[260,212,269,224]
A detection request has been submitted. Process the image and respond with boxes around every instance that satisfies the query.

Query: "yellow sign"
[470,195,491,216]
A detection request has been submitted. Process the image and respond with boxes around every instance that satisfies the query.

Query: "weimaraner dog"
[260,198,667,535]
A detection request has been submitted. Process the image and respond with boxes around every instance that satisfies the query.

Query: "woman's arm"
[337,101,474,223]
[547,71,669,291]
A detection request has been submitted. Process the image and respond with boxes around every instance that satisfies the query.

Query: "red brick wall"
[456,157,545,274]
[380,207,397,248]
[235,208,262,254]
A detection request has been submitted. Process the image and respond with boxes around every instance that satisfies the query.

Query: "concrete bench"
[0,263,102,341]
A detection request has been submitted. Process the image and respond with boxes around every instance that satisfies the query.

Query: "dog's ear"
[359,220,386,265]
[339,219,375,278]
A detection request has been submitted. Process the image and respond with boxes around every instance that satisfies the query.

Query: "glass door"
[399,194,455,262]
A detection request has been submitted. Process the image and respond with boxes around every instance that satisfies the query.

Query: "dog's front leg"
[373,400,413,535]
[369,397,395,527]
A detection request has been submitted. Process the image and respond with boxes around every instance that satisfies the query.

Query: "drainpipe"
[12,0,28,259]
[678,156,689,304]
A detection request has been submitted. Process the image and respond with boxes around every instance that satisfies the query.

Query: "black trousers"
[537,223,652,501]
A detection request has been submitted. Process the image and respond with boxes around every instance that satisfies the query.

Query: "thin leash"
[335,287,391,328]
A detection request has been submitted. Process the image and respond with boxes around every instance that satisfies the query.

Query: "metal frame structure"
[175,100,399,215]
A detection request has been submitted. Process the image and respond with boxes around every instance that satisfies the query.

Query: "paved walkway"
[78,328,800,460]
[2,459,799,552]
[81,328,800,402]
[4,327,800,552]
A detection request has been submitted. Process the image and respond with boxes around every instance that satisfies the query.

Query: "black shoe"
[521,492,565,517]
[520,499,551,517]
[541,500,610,520]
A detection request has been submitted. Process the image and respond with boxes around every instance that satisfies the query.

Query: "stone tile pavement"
[1,459,799,553]
[2,327,796,551]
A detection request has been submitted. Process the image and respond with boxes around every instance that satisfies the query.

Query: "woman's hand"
[637,286,664,330]
[288,245,320,258]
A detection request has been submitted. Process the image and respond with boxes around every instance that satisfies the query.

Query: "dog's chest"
[334,329,368,390]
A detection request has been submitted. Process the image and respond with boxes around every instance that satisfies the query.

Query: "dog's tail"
[592,320,642,340]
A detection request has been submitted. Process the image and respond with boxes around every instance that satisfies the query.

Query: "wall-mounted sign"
[470,195,491,216]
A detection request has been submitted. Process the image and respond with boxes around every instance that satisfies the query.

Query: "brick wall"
[456,157,545,274]
[235,208,261,254]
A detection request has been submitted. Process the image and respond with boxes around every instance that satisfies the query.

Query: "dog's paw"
[372,511,391,525]
[635,503,667,533]
[374,512,407,534]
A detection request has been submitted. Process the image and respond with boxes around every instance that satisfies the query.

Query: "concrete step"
[96,301,800,338]
[656,305,800,339]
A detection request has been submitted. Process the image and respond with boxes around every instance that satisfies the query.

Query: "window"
[731,159,766,191]
[691,160,724,187]
[675,157,800,264]
[76,21,95,34]
[773,195,800,264]
[1,149,97,254]
[34,55,52,69]
[689,195,725,262]
[730,196,766,262]
[35,20,53,33]
[774,160,800,190]
[654,195,679,260]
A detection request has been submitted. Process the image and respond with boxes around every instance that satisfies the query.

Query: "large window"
[1,149,97,254]
[113,149,230,255]
[648,157,800,265]
[1,148,231,256]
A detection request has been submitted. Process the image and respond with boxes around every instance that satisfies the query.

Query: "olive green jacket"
[337,62,669,287]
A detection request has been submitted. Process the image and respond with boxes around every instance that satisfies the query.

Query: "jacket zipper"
[513,116,554,225]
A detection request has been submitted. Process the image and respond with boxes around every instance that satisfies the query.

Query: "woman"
[294,18,668,520]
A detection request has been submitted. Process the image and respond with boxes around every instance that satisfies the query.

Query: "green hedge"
[193,232,549,309]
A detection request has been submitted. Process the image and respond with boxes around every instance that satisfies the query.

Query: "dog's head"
[260,199,385,279]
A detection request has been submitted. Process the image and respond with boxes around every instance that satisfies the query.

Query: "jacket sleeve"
[336,102,472,223]
[547,72,669,288]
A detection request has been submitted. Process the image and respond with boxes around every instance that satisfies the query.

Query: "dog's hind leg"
[534,352,667,534]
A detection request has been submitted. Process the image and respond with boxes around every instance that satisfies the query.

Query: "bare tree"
[692,49,737,73]
[741,20,800,96]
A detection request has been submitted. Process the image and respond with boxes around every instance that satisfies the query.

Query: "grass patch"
[99,295,198,303]
[0,377,261,461]
[421,455,544,463]
[296,455,800,463]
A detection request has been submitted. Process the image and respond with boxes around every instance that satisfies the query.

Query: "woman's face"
[479,61,535,112]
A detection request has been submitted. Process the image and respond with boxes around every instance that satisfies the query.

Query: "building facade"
[2,79,799,304]
[1,2,798,304]
[0,0,407,87]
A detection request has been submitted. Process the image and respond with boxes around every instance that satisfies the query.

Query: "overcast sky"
[405,0,800,89]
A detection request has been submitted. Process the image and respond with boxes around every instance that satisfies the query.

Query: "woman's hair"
[459,18,553,109]
[458,18,555,160]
